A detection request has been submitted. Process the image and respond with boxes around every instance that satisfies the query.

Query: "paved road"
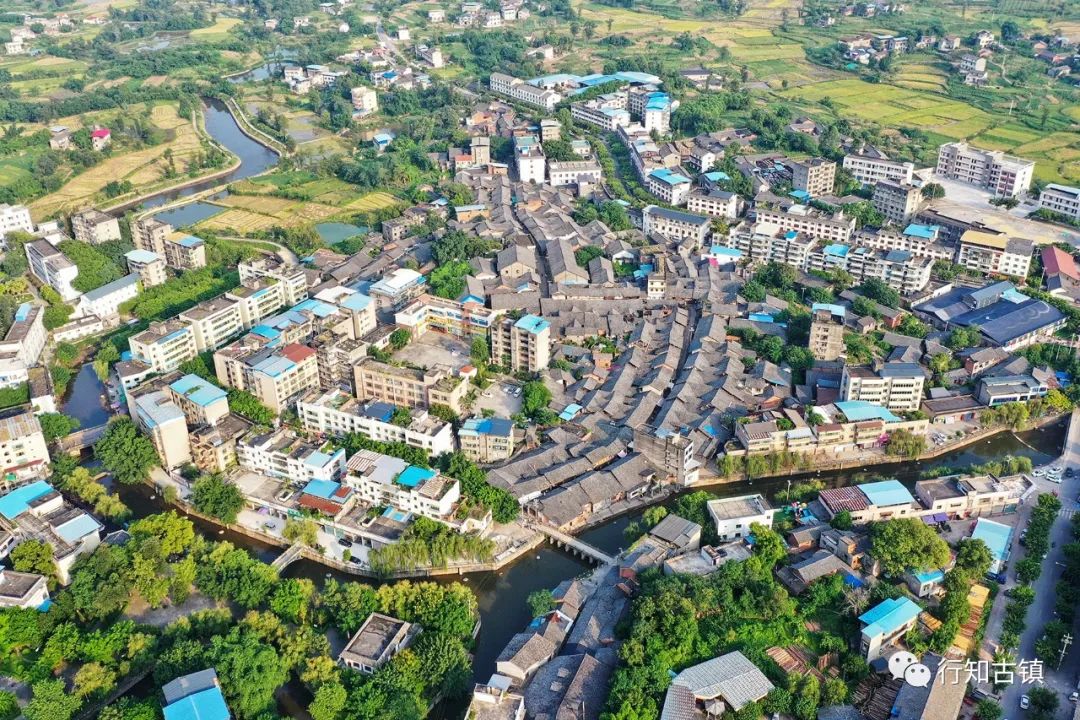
[997,410,1080,717]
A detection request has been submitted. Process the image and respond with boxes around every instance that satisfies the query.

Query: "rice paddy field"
[189,17,243,41]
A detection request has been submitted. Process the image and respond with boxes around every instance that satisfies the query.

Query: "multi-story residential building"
[489,73,561,110]
[845,247,934,294]
[238,257,308,306]
[0,568,50,609]
[859,596,921,660]
[164,235,207,269]
[394,294,500,338]
[125,249,168,288]
[414,44,443,68]
[645,168,692,205]
[131,389,191,469]
[634,426,699,485]
[840,362,926,412]
[491,314,551,373]
[642,205,711,245]
[724,223,815,270]
[752,203,855,243]
[75,273,139,322]
[0,303,46,379]
[297,389,455,456]
[345,450,460,520]
[854,225,952,262]
[458,416,515,463]
[0,204,33,240]
[0,480,102,585]
[842,154,915,186]
[1038,183,1080,221]
[705,494,775,541]
[790,157,836,196]
[215,341,319,414]
[369,268,427,311]
[131,217,171,255]
[570,95,631,131]
[808,303,846,361]
[381,207,428,243]
[25,240,80,302]
[190,415,250,474]
[872,180,922,226]
[166,373,230,428]
[71,209,121,244]
[237,428,346,482]
[338,613,420,675]
[975,374,1049,406]
[350,86,378,116]
[956,230,1034,278]
[685,189,739,220]
[514,135,545,184]
[0,409,49,481]
[179,297,244,351]
[312,287,378,339]
[547,161,603,188]
[936,142,1035,198]
[129,321,198,373]
[353,359,469,414]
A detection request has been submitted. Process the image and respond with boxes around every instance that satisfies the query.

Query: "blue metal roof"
[704,171,731,182]
[250,324,281,340]
[913,568,945,584]
[0,481,54,520]
[178,235,204,248]
[397,466,435,488]
[170,374,227,407]
[648,167,690,186]
[302,479,341,500]
[972,518,1012,562]
[339,292,372,312]
[54,513,100,543]
[903,223,937,239]
[460,416,514,437]
[134,391,185,429]
[252,355,294,378]
[83,274,139,302]
[304,451,334,468]
[823,243,849,257]
[292,298,337,318]
[835,400,900,423]
[163,686,230,720]
[860,596,921,638]
[515,314,550,334]
[790,189,812,202]
[709,246,741,257]
[125,249,162,264]
[857,479,914,507]
[558,404,583,421]
[812,302,846,318]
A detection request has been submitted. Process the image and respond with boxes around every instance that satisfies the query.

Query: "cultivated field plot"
[190,17,242,40]
[28,103,206,218]
[894,62,948,92]
[195,185,401,234]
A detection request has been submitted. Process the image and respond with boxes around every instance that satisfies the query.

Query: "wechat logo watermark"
[888,651,932,688]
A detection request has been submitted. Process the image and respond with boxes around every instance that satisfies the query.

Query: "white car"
[1020,695,1030,710]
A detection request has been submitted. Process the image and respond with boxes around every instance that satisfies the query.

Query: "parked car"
[337,538,352,548]
[1020,695,1030,710]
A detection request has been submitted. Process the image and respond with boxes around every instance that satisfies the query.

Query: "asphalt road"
[997,409,1080,718]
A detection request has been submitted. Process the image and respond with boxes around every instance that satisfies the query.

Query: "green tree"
[527,589,555,617]
[870,517,950,576]
[521,380,553,424]
[1027,687,1058,720]
[283,517,319,547]
[469,336,490,366]
[308,681,346,720]
[38,413,80,443]
[24,680,80,720]
[886,429,926,459]
[389,328,411,350]
[11,540,58,587]
[269,578,315,624]
[921,183,945,199]
[857,278,900,308]
[191,474,245,523]
[227,389,275,425]
[209,629,289,719]
[94,418,159,485]
[975,699,1003,720]
[73,662,117,699]
[954,538,993,578]
[830,510,853,530]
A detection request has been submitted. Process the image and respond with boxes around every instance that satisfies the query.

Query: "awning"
[922,513,948,524]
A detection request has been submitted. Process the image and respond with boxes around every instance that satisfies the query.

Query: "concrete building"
[466,682,525,720]
[686,190,739,220]
[125,249,168,288]
[514,135,546,184]
[1038,183,1080,221]
[0,480,102,585]
[129,321,198,374]
[297,389,455,456]
[841,362,925,412]
[936,142,1035,198]
[790,157,836,196]
[132,217,171,255]
[0,303,46,388]
[808,303,846,360]
[975,374,1049,406]
[489,72,560,110]
[0,204,33,240]
[394,294,500,338]
[570,96,631,131]
[26,240,80,302]
[0,409,49,481]
[547,160,603,188]
[338,613,420,674]
[844,247,934,294]
[215,342,320,415]
[165,235,208,269]
[705,494,774,542]
[166,374,230,428]
[237,428,346,482]
[842,154,915,186]
[353,358,469,414]
[369,268,427,311]
[492,314,551,373]
[872,180,922,226]
[71,209,121,244]
[645,168,692,206]
[350,86,378,116]
[458,416,515,463]
[642,205,710,245]
[132,389,191,469]
[819,479,918,524]
[859,596,921,660]
[752,204,855,243]
[0,568,49,609]
[75,273,140,320]
[345,450,460,520]
[956,230,1034,278]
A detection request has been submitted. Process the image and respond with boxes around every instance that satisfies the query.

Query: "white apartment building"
[547,161,603,188]
[129,321,198,374]
[297,389,455,456]
[956,230,1033,278]
[753,204,855,243]
[0,409,50,481]
[570,95,631,131]
[216,342,320,415]
[685,190,739,220]
[871,180,922,226]
[71,209,121,245]
[840,363,926,412]
[132,389,191,469]
[1038,184,1080,221]
[842,154,916,186]
[164,235,207,269]
[790,157,836,197]
[75,273,140,320]
[855,226,952,262]
[643,205,711,245]
[394,294,500,338]
[645,168,692,206]
[489,72,561,110]
[237,428,346,483]
[350,86,378,116]
[0,303,46,371]
[238,257,308,306]
[936,142,1035,198]
[344,450,460,520]
[491,314,551,373]
[0,204,33,240]
[125,249,168,288]
[313,286,378,339]
[369,268,427,311]
[25,240,81,302]
[705,494,775,541]
[514,139,545,185]
[845,248,933,294]
[458,416,515,463]
[178,297,244,351]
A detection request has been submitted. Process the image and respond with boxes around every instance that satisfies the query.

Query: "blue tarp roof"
[339,293,372,311]
[13,303,30,323]
[397,466,435,488]
[859,596,921,638]
[913,569,945,584]
[515,314,550,334]
[709,246,742,257]
[559,403,583,421]
[0,480,54,520]
[812,302,846,318]
[823,243,849,257]
[163,686,230,720]
[704,171,731,182]
[461,416,514,437]
[790,189,812,202]
[858,479,914,507]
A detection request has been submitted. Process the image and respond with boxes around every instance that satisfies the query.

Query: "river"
[100,416,1066,719]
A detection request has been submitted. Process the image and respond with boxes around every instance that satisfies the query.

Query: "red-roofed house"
[1043,245,1080,295]
[91,127,111,151]
[281,343,317,363]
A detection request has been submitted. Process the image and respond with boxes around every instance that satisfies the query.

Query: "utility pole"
[1059,633,1073,668]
